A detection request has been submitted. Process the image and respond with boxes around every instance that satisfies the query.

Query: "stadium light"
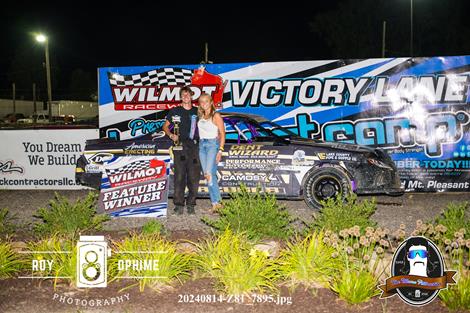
[34,33,52,122]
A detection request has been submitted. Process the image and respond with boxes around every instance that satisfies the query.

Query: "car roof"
[220,112,268,123]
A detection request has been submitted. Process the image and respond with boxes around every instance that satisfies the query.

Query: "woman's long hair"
[198,93,216,120]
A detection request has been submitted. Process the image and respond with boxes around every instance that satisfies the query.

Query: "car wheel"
[303,166,352,210]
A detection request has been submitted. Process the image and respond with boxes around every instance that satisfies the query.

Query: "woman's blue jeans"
[199,138,222,204]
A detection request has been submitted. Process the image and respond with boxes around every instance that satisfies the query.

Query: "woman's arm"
[214,113,225,147]
[214,113,225,162]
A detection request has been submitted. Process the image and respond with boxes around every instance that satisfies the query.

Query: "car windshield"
[223,116,299,143]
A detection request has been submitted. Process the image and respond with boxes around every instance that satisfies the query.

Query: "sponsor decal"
[85,164,101,173]
[379,236,456,306]
[210,186,286,194]
[109,67,224,110]
[1,129,98,190]
[128,118,165,137]
[98,155,169,217]
[106,159,165,188]
[219,171,277,183]
[317,152,357,161]
[88,153,114,164]
[222,158,287,170]
[228,145,279,157]
[292,150,306,164]
[123,142,157,155]
[99,180,167,214]
[322,111,469,157]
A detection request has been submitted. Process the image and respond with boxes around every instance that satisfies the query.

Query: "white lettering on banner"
[103,192,162,210]
[102,181,166,211]
[231,78,372,106]
[103,181,166,201]
[158,88,179,102]
[0,129,99,190]
[114,88,139,102]
[426,181,470,189]
[109,167,163,184]
[374,75,469,104]
[230,75,468,107]
[117,259,159,271]
[113,86,218,105]
[32,259,54,271]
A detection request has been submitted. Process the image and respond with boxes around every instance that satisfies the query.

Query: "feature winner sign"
[98,156,169,217]
[99,57,470,192]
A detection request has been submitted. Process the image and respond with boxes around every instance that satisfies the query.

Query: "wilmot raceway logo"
[379,236,456,306]
[105,158,166,188]
[108,66,225,110]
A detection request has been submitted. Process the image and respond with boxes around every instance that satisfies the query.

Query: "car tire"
[303,166,352,210]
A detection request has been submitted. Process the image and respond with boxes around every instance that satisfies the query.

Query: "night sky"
[1,1,470,100]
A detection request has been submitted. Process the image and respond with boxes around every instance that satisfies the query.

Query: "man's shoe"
[174,206,184,215]
[186,206,195,214]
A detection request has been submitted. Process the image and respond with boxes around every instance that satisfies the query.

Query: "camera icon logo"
[76,235,110,288]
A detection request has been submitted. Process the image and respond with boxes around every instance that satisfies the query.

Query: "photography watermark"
[177,293,292,305]
[19,235,165,308]
[52,293,130,307]
[379,236,456,306]
[77,235,110,288]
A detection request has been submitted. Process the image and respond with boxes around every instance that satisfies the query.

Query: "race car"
[75,112,404,210]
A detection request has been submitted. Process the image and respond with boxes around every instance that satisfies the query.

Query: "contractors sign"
[0,129,99,189]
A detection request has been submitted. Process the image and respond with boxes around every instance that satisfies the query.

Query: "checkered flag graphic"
[106,160,150,175]
[108,68,194,87]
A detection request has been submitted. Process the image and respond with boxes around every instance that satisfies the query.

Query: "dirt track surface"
[0,190,468,234]
[1,277,466,313]
[0,190,469,313]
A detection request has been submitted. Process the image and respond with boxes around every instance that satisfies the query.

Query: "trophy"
[171,115,183,151]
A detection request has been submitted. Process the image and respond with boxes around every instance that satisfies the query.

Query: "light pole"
[35,33,52,122]
[410,0,413,57]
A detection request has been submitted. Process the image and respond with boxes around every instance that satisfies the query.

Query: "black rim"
[312,175,341,202]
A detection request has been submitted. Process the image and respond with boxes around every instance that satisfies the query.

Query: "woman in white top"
[197,93,225,211]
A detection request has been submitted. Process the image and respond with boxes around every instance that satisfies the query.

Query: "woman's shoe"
[211,203,223,213]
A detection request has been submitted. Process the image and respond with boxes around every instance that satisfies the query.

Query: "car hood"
[289,137,377,155]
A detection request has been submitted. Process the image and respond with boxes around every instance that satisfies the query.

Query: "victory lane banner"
[98,155,169,217]
[98,57,470,192]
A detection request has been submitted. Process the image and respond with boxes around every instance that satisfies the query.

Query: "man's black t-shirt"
[166,106,198,142]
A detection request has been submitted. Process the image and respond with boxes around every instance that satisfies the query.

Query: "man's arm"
[163,119,177,142]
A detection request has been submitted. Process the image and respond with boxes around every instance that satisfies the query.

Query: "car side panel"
[216,142,295,197]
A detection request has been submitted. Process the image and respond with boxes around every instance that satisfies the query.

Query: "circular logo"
[293,150,306,164]
[390,236,444,306]
[82,250,102,281]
